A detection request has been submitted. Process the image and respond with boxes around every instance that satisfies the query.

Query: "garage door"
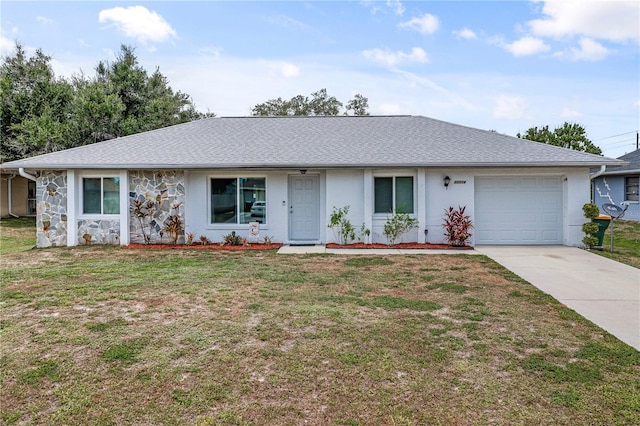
[475,176,563,245]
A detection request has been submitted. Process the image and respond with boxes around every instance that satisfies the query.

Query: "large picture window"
[211,177,266,224]
[625,176,639,201]
[374,176,414,213]
[82,177,120,215]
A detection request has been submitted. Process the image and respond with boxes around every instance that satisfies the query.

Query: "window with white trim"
[210,177,266,224]
[625,176,639,201]
[374,176,414,213]
[82,177,120,215]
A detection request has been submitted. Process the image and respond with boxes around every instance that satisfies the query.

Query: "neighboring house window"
[211,177,266,224]
[374,176,414,213]
[82,177,120,215]
[626,176,639,201]
[27,181,36,215]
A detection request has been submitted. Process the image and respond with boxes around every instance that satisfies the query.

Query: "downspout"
[7,174,19,218]
[590,165,606,180]
[17,168,38,219]
[19,168,37,182]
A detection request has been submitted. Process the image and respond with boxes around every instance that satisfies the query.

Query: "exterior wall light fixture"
[444,175,451,189]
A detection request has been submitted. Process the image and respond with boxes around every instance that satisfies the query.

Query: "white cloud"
[378,103,403,115]
[258,60,302,78]
[362,0,404,16]
[386,0,405,16]
[1,35,16,55]
[566,37,610,61]
[453,28,477,40]
[98,6,177,44]
[560,107,582,119]
[493,95,528,120]
[279,62,300,78]
[361,0,381,15]
[199,46,223,60]
[528,0,639,44]
[36,16,54,25]
[399,14,439,35]
[363,47,429,66]
[266,14,310,31]
[503,36,551,56]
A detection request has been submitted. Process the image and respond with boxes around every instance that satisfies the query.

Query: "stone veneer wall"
[36,171,67,247]
[129,170,185,244]
[78,219,120,245]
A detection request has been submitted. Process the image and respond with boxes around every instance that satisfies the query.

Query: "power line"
[594,130,638,142]
[599,137,635,146]
[603,140,636,149]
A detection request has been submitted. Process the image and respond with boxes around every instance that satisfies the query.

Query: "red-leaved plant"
[442,206,473,247]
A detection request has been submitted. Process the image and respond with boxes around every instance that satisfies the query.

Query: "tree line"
[0,43,371,162]
[517,123,601,155]
[1,42,601,162]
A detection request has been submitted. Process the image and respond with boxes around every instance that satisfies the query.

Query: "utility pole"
[637,131,638,150]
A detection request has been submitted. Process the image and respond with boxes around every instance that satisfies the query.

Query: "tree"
[1,43,74,161]
[1,43,213,161]
[86,45,208,139]
[344,94,370,116]
[251,88,369,116]
[517,122,602,155]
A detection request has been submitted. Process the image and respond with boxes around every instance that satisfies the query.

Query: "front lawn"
[594,219,640,269]
[1,222,638,425]
[0,217,36,255]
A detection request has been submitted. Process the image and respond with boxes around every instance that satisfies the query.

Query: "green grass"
[1,219,639,425]
[0,217,36,254]
[593,219,640,268]
[101,339,147,363]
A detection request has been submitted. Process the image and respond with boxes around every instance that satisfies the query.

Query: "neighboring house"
[592,148,639,221]
[1,115,623,248]
[0,172,36,218]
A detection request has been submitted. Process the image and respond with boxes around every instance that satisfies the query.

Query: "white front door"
[289,175,320,241]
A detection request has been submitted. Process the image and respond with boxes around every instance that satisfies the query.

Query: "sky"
[1,0,639,158]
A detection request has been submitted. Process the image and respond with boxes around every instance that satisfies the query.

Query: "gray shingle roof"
[2,115,623,170]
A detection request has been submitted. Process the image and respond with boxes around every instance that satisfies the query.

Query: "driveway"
[476,246,640,350]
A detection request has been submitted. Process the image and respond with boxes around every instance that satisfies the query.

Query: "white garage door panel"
[475,176,563,245]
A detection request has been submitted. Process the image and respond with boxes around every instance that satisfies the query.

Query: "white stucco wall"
[562,168,592,246]
[185,170,291,244]
[424,170,475,245]
[368,169,421,244]
[423,167,590,246]
[325,169,365,244]
[182,167,591,247]
[54,166,593,247]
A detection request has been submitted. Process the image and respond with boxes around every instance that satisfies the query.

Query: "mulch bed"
[125,243,283,251]
[125,242,472,251]
[325,242,473,250]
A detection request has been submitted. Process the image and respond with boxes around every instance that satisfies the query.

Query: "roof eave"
[0,160,624,170]
[597,169,640,176]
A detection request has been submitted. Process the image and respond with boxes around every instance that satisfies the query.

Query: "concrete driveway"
[476,246,640,350]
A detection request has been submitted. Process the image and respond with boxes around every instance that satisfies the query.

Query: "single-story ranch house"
[1,115,624,248]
